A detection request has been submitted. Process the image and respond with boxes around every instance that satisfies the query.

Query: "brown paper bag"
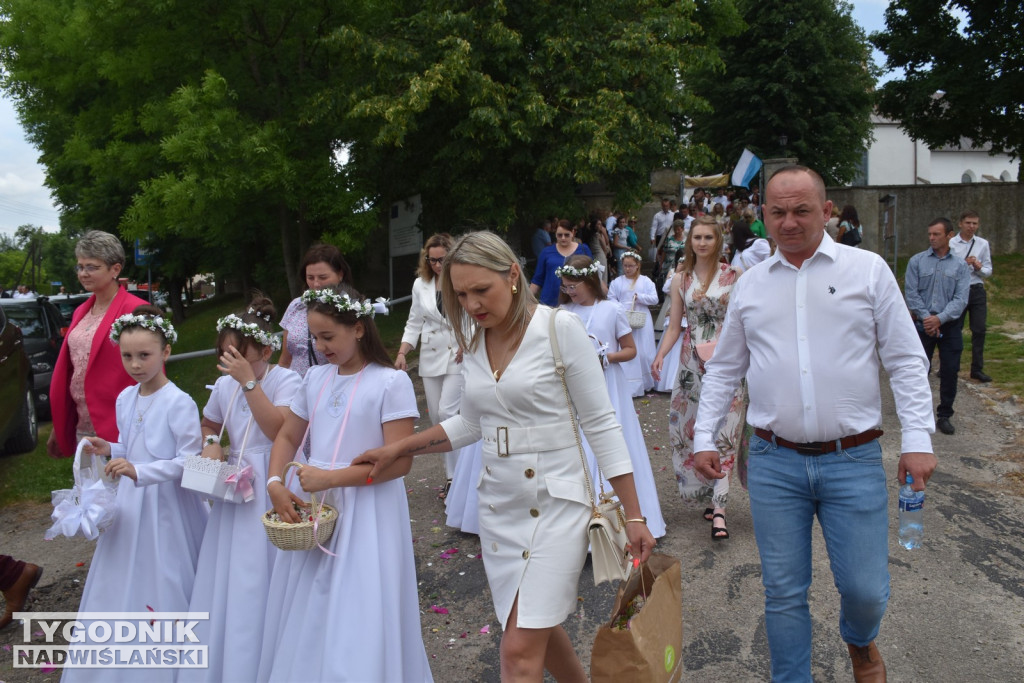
[591,553,683,683]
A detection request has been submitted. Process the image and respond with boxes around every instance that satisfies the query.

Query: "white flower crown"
[247,307,272,322]
[622,250,643,262]
[301,289,390,318]
[555,261,604,279]
[216,314,282,351]
[109,314,178,344]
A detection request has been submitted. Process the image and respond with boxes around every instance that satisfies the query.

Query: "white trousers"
[422,372,465,478]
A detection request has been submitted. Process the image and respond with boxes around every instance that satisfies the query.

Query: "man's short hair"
[928,217,955,234]
[960,210,979,221]
[766,165,827,202]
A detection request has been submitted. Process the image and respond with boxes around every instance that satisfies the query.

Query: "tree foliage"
[316,0,737,232]
[686,0,875,184]
[1,0,738,298]
[871,0,1024,179]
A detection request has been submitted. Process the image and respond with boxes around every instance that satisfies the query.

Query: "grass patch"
[896,253,1024,398]
[0,294,412,507]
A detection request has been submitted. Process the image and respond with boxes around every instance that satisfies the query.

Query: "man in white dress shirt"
[693,165,937,682]
[948,210,993,383]
[649,197,674,257]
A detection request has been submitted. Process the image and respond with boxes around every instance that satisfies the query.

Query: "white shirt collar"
[767,232,835,271]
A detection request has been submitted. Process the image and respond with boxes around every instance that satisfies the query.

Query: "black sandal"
[703,507,715,522]
[711,513,730,541]
[438,479,452,501]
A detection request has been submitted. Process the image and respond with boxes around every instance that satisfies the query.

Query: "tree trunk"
[167,278,186,324]
[279,202,298,298]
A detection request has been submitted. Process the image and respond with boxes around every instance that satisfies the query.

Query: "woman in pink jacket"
[47,230,148,457]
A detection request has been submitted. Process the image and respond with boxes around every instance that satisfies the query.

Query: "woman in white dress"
[355,231,656,683]
[64,307,208,683]
[608,251,658,396]
[182,297,300,683]
[396,233,465,499]
[558,255,667,538]
[261,284,431,682]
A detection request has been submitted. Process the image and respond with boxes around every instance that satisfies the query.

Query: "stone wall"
[825,183,1022,258]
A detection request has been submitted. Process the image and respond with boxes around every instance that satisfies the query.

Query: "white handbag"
[45,438,118,540]
[549,311,632,585]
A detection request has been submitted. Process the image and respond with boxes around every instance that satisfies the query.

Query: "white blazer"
[401,276,460,378]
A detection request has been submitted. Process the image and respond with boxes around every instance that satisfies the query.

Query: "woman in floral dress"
[652,216,748,540]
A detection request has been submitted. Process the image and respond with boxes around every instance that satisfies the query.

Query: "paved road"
[407,370,1024,681]
[2,370,1022,681]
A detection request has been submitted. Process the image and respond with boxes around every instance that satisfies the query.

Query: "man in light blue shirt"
[905,217,971,435]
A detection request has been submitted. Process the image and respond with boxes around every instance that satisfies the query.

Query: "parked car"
[0,304,37,455]
[0,297,67,419]
[127,288,169,309]
[51,293,92,320]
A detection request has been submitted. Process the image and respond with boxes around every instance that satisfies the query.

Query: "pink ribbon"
[224,465,255,503]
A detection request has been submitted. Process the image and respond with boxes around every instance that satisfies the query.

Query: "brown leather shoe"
[847,641,886,682]
[0,563,43,630]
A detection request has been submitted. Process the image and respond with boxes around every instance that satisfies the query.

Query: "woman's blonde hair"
[441,231,534,351]
[417,233,454,281]
[681,216,723,275]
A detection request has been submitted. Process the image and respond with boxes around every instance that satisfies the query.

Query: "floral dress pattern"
[669,263,749,507]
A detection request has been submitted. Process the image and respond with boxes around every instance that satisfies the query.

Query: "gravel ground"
[2,367,1023,682]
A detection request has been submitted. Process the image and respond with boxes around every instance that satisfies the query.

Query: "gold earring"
[511,284,518,294]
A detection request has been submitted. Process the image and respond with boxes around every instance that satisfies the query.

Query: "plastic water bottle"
[898,474,924,549]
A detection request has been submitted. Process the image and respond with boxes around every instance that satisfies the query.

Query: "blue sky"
[0,1,893,238]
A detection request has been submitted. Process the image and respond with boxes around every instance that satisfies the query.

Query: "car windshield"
[4,306,45,338]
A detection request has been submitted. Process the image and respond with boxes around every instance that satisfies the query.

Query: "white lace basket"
[181,454,251,504]
[180,381,256,504]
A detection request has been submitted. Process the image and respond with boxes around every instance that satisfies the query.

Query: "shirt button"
[492,542,498,552]
[524,468,535,479]
[485,466,492,474]
[530,508,540,517]
[522,550,530,559]
[488,504,496,512]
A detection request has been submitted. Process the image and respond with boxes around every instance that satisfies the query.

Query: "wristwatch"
[242,379,258,392]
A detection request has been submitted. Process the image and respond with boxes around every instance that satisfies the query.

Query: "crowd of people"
[4,165,999,681]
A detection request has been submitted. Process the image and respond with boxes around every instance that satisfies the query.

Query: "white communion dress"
[562,301,667,538]
[257,363,432,682]
[181,365,300,683]
[62,382,208,683]
[608,274,658,396]
[440,307,634,630]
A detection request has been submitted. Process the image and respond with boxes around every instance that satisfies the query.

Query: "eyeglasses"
[559,284,580,294]
[75,264,104,273]
[427,257,445,265]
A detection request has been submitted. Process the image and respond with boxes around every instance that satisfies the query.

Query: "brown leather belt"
[753,428,884,456]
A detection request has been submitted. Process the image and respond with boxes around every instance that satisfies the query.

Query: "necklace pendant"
[493,369,501,381]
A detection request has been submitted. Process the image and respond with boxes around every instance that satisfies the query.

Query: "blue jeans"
[747,435,890,682]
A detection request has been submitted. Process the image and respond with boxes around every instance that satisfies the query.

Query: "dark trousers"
[917,320,962,418]
[959,283,987,374]
[0,554,26,591]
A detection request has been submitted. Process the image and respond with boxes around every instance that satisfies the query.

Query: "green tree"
[331,0,736,233]
[2,0,739,299]
[871,0,1024,180]
[686,0,875,184]
[0,0,373,304]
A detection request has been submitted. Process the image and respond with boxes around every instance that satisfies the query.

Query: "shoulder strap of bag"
[548,310,601,511]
